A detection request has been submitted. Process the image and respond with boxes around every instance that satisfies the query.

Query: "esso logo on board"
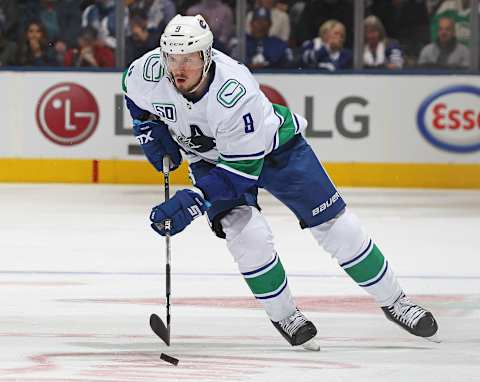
[36,82,99,146]
[416,85,480,153]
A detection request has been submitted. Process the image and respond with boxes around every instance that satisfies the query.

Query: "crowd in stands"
[0,0,477,70]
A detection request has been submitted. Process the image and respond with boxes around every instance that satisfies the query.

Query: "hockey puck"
[160,353,179,366]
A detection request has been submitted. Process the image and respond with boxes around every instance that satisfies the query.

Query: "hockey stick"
[149,156,172,346]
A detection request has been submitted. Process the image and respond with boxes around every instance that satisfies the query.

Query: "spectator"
[244,7,293,69]
[288,0,306,32]
[301,19,352,70]
[363,15,404,69]
[186,0,233,47]
[16,20,57,66]
[64,26,114,67]
[293,0,354,49]
[125,14,159,65]
[176,0,198,14]
[246,0,291,43]
[367,0,430,60]
[39,0,60,40]
[418,16,470,69]
[0,18,16,66]
[46,0,82,66]
[53,38,68,65]
[82,0,128,49]
[300,19,332,67]
[275,0,290,13]
[57,0,83,48]
[429,0,472,47]
[128,0,176,33]
[0,0,20,41]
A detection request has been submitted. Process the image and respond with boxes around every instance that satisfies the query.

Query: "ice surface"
[0,184,479,381]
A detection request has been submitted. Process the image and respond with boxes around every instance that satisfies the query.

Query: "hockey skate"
[272,309,320,351]
[382,293,439,342]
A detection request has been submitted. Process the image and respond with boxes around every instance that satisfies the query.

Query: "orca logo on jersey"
[312,192,340,216]
[177,124,216,153]
[217,79,246,108]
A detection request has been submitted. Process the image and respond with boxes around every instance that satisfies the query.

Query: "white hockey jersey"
[123,48,307,180]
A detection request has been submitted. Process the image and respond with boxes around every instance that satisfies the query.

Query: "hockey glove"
[133,120,182,171]
[150,189,211,236]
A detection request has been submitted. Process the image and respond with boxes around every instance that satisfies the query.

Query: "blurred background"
[0,0,479,70]
[0,0,479,187]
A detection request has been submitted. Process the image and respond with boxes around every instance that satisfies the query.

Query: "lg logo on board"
[36,83,99,146]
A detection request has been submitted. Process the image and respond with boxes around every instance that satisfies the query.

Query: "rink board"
[0,70,479,187]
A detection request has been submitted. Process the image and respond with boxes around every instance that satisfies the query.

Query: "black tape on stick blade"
[160,353,179,366]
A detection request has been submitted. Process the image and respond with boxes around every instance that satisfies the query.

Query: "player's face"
[167,52,204,93]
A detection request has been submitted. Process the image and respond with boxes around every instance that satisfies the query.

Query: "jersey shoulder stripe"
[219,150,265,160]
[217,158,264,179]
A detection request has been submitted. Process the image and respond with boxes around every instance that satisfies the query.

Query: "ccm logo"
[417,85,480,153]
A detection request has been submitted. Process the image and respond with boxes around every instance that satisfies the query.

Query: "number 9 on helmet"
[160,15,214,80]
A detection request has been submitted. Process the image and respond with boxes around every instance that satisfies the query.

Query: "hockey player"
[123,14,439,349]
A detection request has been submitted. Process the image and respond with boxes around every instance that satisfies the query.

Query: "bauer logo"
[36,83,99,146]
[416,85,480,153]
[312,192,340,216]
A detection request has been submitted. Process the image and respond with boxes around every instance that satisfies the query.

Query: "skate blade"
[424,333,441,343]
[302,338,321,351]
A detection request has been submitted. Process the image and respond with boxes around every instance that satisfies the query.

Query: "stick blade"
[150,313,170,346]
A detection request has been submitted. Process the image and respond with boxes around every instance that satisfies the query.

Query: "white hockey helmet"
[160,14,214,78]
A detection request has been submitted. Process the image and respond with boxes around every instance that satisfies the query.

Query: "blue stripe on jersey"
[256,279,289,300]
[220,150,265,159]
[293,113,300,134]
[340,239,373,268]
[241,253,278,276]
[360,261,389,287]
[272,131,279,152]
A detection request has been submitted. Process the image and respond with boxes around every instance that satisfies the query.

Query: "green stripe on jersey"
[244,258,286,295]
[121,68,128,93]
[218,158,264,178]
[273,104,297,146]
[343,244,385,284]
